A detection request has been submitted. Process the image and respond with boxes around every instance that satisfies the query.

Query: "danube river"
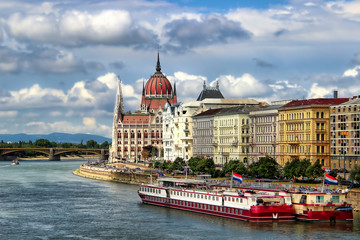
[1,160,360,239]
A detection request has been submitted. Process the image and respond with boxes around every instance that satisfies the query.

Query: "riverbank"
[73,163,153,184]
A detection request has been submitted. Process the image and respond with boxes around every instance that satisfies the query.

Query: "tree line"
[153,156,360,183]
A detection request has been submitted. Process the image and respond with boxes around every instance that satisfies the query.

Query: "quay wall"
[348,189,360,212]
[73,165,155,184]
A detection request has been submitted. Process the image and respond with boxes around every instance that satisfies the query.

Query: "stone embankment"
[73,164,154,184]
[347,188,360,212]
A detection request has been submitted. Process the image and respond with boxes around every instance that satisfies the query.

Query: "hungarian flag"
[325,173,338,185]
[232,172,243,183]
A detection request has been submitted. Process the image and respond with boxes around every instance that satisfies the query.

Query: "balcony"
[180,136,193,140]
[212,142,218,146]
[184,127,190,132]
[232,141,238,146]
[288,140,300,145]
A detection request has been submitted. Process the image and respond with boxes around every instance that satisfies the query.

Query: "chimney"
[333,90,338,99]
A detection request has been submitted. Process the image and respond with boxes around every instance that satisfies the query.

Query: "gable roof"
[281,98,349,109]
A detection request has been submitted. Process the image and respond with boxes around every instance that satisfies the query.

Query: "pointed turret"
[173,80,177,104]
[110,76,125,161]
[156,51,161,73]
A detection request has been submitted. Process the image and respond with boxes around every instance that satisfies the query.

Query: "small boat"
[11,159,19,165]
[138,177,295,222]
[291,191,353,222]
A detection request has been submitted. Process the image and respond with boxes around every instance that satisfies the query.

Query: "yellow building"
[278,98,349,167]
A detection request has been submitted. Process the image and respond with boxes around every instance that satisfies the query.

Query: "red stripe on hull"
[139,194,295,222]
[296,210,353,222]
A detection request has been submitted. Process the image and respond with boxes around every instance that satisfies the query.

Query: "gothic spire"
[156,51,161,73]
[142,79,145,96]
[173,80,177,96]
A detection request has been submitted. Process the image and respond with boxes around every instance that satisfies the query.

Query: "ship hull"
[295,209,353,222]
[138,192,295,222]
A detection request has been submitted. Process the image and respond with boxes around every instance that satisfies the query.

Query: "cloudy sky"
[1,0,360,138]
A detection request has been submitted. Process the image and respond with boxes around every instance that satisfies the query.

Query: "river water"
[0,160,359,240]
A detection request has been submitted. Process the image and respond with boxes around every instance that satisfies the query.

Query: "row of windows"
[140,187,161,194]
[332,106,360,113]
[315,195,339,203]
[144,196,244,215]
[171,190,219,201]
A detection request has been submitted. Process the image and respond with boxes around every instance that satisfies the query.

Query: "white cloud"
[307,83,335,98]
[0,110,18,118]
[5,9,155,47]
[168,71,207,102]
[83,117,96,128]
[49,111,62,117]
[215,74,270,98]
[343,65,360,77]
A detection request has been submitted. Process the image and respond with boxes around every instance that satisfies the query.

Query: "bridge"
[0,148,109,161]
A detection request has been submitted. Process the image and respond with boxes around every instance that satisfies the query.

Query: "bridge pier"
[99,149,107,161]
[49,148,61,161]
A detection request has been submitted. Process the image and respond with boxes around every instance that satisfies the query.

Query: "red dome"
[144,72,172,96]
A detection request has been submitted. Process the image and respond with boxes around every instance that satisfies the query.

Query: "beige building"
[109,54,177,162]
[213,107,257,166]
[330,97,360,171]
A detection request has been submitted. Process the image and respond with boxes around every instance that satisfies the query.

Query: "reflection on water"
[0,160,360,240]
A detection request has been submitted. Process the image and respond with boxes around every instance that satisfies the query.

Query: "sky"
[1,0,360,138]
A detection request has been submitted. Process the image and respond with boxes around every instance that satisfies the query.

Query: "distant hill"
[0,132,111,144]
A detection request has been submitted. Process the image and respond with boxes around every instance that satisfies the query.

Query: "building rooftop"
[281,98,349,109]
[193,108,223,118]
[196,81,224,101]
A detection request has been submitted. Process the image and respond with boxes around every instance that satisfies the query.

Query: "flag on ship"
[232,172,243,183]
[156,172,166,177]
[325,173,338,185]
[184,168,191,172]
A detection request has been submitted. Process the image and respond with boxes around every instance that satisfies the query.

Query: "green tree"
[305,160,324,180]
[223,160,247,176]
[349,165,360,183]
[197,158,216,174]
[188,156,202,173]
[34,139,52,148]
[100,141,110,149]
[248,156,280,179]
[170,157,186,171]
[86,139,99,148]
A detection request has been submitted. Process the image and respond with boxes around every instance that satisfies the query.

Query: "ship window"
[316,195,324,203]
[236,198,239,202]
[205,195,207,200]
[216,197,219,201]
[332,196,340,203]
[232,198,235,202]
[201,195,203,199]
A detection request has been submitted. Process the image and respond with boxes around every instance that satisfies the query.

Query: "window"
[316,195,324,203]
[332,196,340,203]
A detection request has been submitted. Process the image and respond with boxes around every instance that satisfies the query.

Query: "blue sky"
[1,0,360,138]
